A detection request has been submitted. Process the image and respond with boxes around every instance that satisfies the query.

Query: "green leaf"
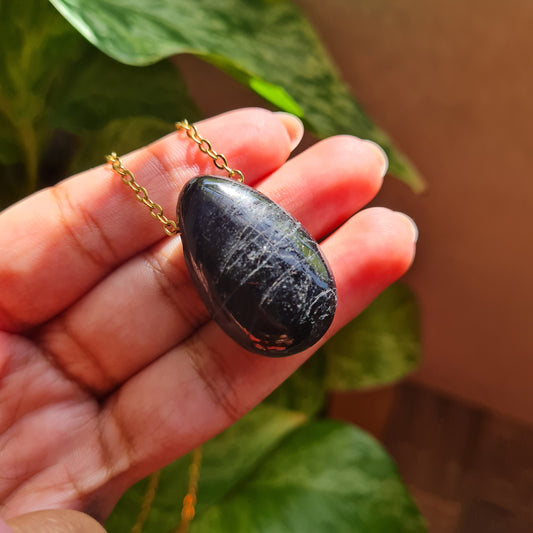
[108,409,425,533]
[60,48,200,174]
[49,0,425,191]
[0,0,83,190]
[0,0,83,124]
[48,48,199,133]
[0,0,199,202]
[191,405,307,518]
[192,420,426,533]
[47,41,200,175]
[106,405,307,532]
[324,283,421,391]
[70,116,174,174]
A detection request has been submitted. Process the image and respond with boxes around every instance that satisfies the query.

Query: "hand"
[0,108,416,530]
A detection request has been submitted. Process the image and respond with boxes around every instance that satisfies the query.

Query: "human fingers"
[92,207,416,515]
[5,510,106,532]
[0,516,13,533]
[35,136,387,395]
[0,108,298,333]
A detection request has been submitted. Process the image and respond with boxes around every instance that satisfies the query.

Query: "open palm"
[0,109,415,527]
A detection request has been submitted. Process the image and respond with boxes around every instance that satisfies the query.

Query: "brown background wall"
[297,0,533,424]
[178,0,533,424]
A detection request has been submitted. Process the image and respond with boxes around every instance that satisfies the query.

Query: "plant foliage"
[51,0,424,191]
[0,1,426,529]
[107,406,426,533]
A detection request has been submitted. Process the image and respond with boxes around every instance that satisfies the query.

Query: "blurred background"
[175,1,533,530]
[308,1,533,531]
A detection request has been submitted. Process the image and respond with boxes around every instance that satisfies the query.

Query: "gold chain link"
[127,447,202,533]
[126,446,202,533]
[176,447,203,533]
[175,120,244,182]
[106,123,217,530]
[106,120,245,236]
[106,152,180,236]
[130,470,161,533]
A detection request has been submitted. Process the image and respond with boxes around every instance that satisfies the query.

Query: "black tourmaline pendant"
[177,176,336,356]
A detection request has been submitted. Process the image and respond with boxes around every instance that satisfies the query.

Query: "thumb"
[4,510,106,532]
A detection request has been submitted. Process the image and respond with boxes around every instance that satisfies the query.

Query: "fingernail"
[275,112,304,151]
[395,212,419,243]
[364,140,389,178]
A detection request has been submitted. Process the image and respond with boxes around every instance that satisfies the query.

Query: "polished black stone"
[177,176,336,356]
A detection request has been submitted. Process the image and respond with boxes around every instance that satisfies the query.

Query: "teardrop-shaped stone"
[177,176,336,356]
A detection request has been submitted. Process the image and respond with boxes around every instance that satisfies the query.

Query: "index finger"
[0,108,297,332]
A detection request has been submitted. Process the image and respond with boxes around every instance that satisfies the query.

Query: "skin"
[0,108,416,531]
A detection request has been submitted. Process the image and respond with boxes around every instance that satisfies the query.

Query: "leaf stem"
[19,122,39,195]
[0,91,39,195]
